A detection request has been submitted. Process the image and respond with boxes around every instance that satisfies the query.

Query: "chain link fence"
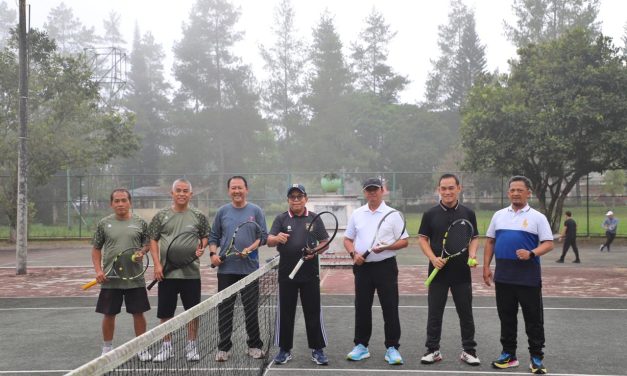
[0,171,624,239]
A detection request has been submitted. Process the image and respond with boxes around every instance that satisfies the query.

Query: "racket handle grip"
[146,279,158,291]
[82,279,98,290]
[288,258,305,280]
[424,268,440,287]
[210,255,227,268]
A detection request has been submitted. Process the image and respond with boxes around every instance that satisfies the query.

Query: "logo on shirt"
[107,224,112,228]
[522,219,528,229]
[287,225,292,233]
[249,216,255,222]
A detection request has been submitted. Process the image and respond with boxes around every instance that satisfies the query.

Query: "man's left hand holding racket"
[147,231,207,290]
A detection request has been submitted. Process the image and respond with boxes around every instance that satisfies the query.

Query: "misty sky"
[22,0,627,104]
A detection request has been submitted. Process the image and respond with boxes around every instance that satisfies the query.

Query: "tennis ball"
[467,258,478,267]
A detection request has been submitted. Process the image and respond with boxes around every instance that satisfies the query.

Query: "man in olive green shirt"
[148,178,210,362]
[91,188,151,361]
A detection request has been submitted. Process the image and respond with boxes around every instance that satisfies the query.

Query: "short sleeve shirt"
[148,207,210,279]
[344,201,409,262]
[418,202,479,285]
[486,205,553,287]
[91,213,149,289]
[208,203,268,275]
[270,209,329,282]
[564,218,577,239]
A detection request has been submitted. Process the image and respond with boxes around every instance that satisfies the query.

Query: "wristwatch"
[529,251,536,259]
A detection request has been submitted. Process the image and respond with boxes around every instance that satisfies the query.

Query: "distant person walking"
[556,211,580,263]
[600,211,619,252]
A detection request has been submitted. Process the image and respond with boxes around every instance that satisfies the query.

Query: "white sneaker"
[421,349,442,364]
[186,344,200,361]
[153,343,174,362]
[137,349,152,362]
[248,347,265,359]
[460,350,480,365]
[101,346,113,357]
[215,350,229,362]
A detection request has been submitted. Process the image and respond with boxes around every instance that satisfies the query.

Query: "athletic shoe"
[311,349,329,365]
[101,346,112,357]
[137,349,152,362]
[153,343,174,362]
[215,350,229,362]
[186,343,199,362]
[573,259,581,263]
[384,347,403,365]
[599,244,604,252]
[555,259,564,263]
[248,347,265,359]
[346,344,370,361]
[274,349,292,364]
[420,349,442,364]
[530,356,547,374]
[460,349,480,366]
[491,352,519,369]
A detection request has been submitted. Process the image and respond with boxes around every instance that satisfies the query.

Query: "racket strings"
[232,222,262,254]
[167,233,201,267]
[114,249,147,279]
[443,223,473,254]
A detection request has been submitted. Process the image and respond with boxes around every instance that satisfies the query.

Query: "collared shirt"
[486,204,553,287]
[270,208,329,282]
[418,201,479,285]
[344,201,409,263]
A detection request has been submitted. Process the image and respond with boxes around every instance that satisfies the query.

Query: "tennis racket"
[211,220,263,268]
[82,247,149,290]
[288,211,339,280]
[424,218,474,287]
[147,231,202,290]
[360,210,407,261]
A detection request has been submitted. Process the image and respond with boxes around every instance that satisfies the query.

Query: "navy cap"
[287,183,306,196]
[362,177,383,190]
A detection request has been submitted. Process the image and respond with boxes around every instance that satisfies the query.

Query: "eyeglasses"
[288,194,305,201]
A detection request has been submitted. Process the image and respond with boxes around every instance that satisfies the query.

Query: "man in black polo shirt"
[267,184,330,366]
[418,173,480,366]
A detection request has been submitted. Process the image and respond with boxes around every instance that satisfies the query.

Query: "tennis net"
[67,256,280,376]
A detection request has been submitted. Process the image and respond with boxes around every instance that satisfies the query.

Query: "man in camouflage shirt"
[91,188,152,361]
[148,178,210,362]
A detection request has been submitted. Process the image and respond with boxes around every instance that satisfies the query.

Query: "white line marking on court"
[265,367,624,376]
[2,305,626,312]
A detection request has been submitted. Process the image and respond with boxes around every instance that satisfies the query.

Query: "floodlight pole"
[16,0,29,275]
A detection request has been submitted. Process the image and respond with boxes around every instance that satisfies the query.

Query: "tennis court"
[0,239,625,376]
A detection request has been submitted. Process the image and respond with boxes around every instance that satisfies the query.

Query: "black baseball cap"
[287,184,306,196]
[362,178,383,190]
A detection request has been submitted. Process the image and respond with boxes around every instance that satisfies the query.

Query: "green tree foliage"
[302,12,364,172]
[505,0,600,46]
[170,0,266,176]
[424,0,486,111]
[0,29,138,233]
[0,1,15,48]
[43,3,97,55]
[119,26,171,185]
[259,0,307,171]
[602,170,626,196]
[102,11,126,48]
[462,29,627,230]
[350,8,408,104]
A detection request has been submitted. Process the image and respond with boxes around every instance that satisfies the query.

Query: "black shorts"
[95,287,150,315]
[157,279,201,319]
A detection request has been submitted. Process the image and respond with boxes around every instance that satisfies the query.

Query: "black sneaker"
[555,259,564,263]
[573,259,581,263]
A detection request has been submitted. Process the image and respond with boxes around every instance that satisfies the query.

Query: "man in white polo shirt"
[483,175,554,375]
[344,177,409,365]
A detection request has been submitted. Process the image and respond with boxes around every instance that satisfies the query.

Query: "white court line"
[264,367,624,376]
[2,305,626,312]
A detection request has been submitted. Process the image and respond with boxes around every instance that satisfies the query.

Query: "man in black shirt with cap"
[267,184,330,366]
